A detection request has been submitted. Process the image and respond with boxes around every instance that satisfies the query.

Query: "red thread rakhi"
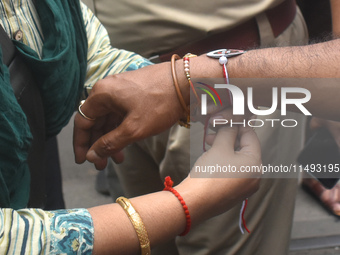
[239,198,251,234]
[205,49,250,235]
[202,49,247,152]
[163,176,191,236]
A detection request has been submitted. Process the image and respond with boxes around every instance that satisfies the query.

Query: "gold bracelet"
[116,197,151,255]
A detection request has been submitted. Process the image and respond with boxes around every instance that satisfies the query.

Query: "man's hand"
[73,62,186,169]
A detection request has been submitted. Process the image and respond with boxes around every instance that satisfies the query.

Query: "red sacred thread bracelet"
[240,198,251,234]
[163,176,191,236]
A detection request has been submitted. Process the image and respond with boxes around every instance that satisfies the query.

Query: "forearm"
[89,191,184,255]
[229,42,340,119]
[76,41,340,164]
[89,175,256,255]
[228,40,340,78]
[179,40,340,120]
[0,176,256,255]
[176,41,340,88]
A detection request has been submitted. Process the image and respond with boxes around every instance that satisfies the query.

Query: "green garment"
[0,0,87,209]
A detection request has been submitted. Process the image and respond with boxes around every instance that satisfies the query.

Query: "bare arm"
[74,39,340,167]
[227,41,340,78]
[224,40,340,119]
[1,126,260,255]
[89,126,261,254]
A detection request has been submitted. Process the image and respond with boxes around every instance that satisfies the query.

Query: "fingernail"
[86,150,101,162]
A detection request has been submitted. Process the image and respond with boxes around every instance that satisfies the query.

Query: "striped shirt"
[0,0,152,254]
[0,0,152,95]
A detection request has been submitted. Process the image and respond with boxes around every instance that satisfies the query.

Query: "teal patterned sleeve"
[0,208,94,255]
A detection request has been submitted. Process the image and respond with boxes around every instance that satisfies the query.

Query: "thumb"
[211,126,238,153]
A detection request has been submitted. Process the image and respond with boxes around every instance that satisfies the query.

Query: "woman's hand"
[176,125,262,225]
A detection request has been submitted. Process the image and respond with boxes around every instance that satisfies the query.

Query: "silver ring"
[78,100,96,121]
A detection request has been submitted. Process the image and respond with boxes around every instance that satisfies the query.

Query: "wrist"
[174,54,223,106]
[174,177,224,225]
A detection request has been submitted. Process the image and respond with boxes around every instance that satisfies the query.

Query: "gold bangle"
[116,197,151,255]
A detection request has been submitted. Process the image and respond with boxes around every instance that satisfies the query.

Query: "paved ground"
[59,114,340,254]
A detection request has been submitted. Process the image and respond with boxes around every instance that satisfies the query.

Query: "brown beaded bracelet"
[183,53,200,104]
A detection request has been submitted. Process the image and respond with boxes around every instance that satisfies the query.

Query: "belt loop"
[255,12,276,47]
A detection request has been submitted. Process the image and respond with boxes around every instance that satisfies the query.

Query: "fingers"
[73,92,115,163]
[73,112,97,164]
[237,126,261,159]
[85,116,141,167]
[208,126,260,158]
[74,115,128,169]
[210,126,238,153]
[73,89,129,168]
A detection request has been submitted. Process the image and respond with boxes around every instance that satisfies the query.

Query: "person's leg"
[104,160,124,200]
[113,140,165,197]
[95,160,124,199]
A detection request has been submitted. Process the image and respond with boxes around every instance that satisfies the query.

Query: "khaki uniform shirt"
[93,0,285,57]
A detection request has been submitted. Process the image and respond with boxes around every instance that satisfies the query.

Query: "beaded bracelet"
[171,54,190,128]
[183,53,200,104]
[116,197,151,255]
[163,176,191,236]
